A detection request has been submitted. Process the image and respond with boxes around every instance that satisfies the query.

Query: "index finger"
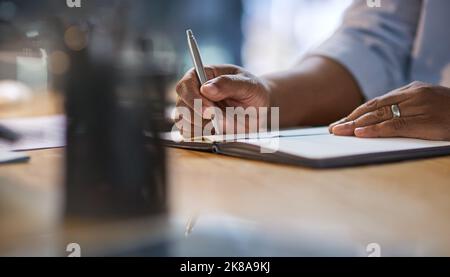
[176,68,216,113]
[345,84,415,122]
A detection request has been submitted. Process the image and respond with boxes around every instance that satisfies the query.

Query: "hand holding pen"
[175,30,272,139]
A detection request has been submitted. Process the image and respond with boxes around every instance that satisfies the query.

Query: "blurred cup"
[16,49,48,94]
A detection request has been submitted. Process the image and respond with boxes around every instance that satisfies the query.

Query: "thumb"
[200,75,254,102]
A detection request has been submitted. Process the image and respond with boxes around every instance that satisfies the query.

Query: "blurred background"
[0,0,352,99]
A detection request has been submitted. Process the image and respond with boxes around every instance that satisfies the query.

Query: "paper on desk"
[0,150,29,164]
[0,115,66,152]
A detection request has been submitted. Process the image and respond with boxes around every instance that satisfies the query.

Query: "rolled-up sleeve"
[310,0,422,100]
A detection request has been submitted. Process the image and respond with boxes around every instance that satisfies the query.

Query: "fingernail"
[329,118,347,133]
[332,121,355,135]
[333,121,352,130]
[201,83,219,96]
[354,127,365,136]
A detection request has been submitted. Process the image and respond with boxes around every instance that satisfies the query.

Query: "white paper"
[0,115,66,152]
[244,133,450,160]
[0,150,29,164]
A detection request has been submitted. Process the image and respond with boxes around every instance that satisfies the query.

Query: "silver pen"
[187,29,208,84]
[186,29,221,134]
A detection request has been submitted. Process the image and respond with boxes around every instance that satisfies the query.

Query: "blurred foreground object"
[64,21,168,220]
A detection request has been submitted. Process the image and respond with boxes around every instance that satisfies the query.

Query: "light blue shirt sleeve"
[310,0,423,100]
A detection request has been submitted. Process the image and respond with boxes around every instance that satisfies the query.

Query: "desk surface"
[1,94,450,256]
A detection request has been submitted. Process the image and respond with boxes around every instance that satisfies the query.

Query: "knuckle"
[176,69,198,94]
[392,118,408,130]
[416,88,432,101]
[246,76,259,87]
[376,106,390,118]
[361,113,377,124]
[411,82,433,94]
[176,80,189,97]
[409,87,424,98]
[410,81,425,88]
[224,64,242,73]
[187,67,197,76]
[367,97,381,109]
[410,81,432,90]
[420,86,433,94]
[214,76,225,84]
[214,76,229,87]
[366,98,379,109]
[175,80,183,95]
[204,67,215,79]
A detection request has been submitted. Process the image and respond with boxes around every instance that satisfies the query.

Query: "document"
[0,115,66,152]
[243,129,450,160]
[0,150,29,164]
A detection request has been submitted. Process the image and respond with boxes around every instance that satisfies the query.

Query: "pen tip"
[186,29,193,37]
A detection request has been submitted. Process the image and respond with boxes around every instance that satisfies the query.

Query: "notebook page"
[160,131,212,144]
[205,127,330,143]
[243,134,450,160]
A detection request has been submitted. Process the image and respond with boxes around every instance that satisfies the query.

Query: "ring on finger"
[391,104,401,118]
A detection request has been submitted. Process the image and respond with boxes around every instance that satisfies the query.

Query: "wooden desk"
[1,94,450,256]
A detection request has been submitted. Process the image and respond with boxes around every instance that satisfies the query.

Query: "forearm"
[264,56,364,127]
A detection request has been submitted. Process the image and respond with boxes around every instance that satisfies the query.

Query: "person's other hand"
[329,82,450,141]
[175,65,272,138]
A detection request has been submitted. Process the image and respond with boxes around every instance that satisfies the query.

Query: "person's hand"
[329,82,450,141]
[175,65,272,138]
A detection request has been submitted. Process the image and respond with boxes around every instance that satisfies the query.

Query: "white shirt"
[312,0,450,100]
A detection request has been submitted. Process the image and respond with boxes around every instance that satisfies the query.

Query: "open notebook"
[161,127,450,168]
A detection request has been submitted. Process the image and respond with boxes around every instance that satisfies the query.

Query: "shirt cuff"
[309,33,395,100]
